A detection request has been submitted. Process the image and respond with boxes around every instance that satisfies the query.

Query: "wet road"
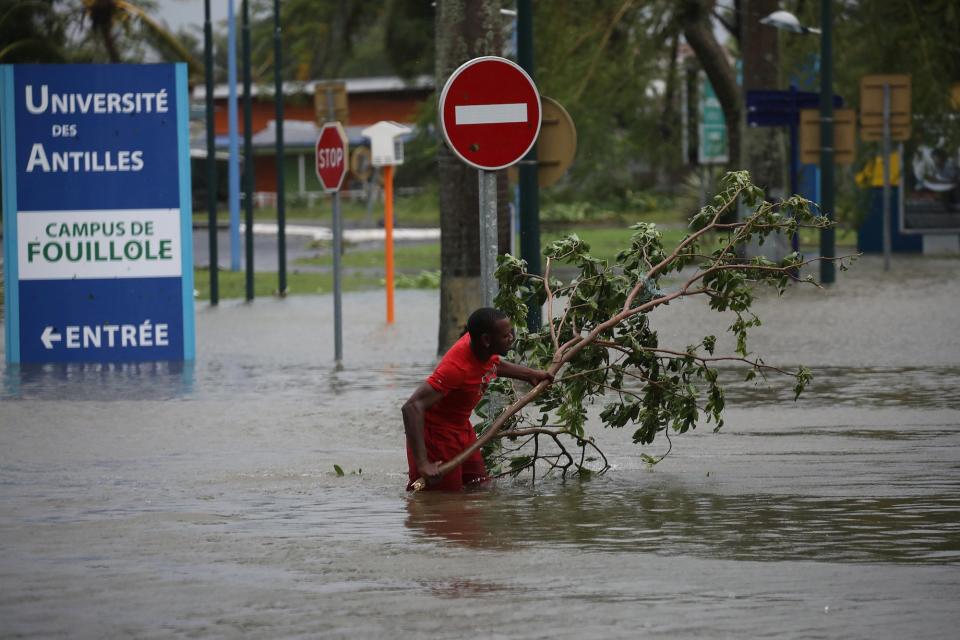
[1,255,959,638]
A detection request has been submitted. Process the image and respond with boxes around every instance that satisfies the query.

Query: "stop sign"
[316,122,348,192]
[439,56,541,171]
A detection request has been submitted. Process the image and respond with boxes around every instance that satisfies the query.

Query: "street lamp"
[760,3,835,284]
[759,10,820,35]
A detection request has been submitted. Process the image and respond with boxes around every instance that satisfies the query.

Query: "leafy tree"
[534,1,687,199]
[0,0,68,63]
[68,1,200,77]
[411,171,854,489]
[780,0,960,147]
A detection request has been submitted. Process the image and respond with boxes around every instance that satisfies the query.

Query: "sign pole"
[325,92,343,363]
[882,83,892,271]
[478,170,499,307]
[384,165,395,324]
[332,187,343,362]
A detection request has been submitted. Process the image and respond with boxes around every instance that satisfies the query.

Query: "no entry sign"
[315,122,348,192]
[439,56,541,171]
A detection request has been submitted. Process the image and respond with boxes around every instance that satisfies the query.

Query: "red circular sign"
[315,122,348,192]
[439,56,541,171]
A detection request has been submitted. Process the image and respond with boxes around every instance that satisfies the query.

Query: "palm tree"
[0,0,68,63]
[79,0,201,80]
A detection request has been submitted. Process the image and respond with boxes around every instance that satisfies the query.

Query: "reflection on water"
[723,366,960,410]
[2,361,196,400]
[404,479,960,564]
[6,358,959,412]
[614,365,960,410]
[0,359,431,402]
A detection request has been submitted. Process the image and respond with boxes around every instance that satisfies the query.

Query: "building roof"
[191,119,417,153]
[192,75,434,101]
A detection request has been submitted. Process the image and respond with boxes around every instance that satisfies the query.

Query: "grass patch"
[193,268,383,301]
[295,241,439,271]
[192,222,861,302]
[542,225,722,262]
[194,188,441,228]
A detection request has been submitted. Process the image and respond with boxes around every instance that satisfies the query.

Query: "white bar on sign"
[455,103,527,125]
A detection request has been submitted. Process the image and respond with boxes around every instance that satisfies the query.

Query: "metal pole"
[227,0,240,271]
[818,0,835,284]
[789,117,800,253]
[332,189,343,362]
[478,170,499,308]
[273,0,287,295]
[882,83,892,271]
[204,0,219,304]
[326,91,343,363]
[242,0,254,300]
[516,0,541,329]
[384,165,395,324]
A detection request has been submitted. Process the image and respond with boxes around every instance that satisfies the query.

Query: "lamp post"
[760,2,834,284]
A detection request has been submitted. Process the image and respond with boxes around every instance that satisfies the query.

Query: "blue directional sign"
[1,64,194,363]
[746,89,843,127]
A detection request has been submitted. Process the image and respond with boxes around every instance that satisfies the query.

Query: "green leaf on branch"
[489,170,841,474]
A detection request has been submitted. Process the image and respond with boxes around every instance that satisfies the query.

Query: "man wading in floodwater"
[403,308,553,491]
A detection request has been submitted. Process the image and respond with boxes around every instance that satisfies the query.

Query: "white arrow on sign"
[41,326,62,349]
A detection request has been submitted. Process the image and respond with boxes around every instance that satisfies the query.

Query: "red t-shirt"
[424,333,500,433]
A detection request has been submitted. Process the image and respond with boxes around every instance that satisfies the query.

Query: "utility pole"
[204,0,218,304]
[242,0,254,300]
[516,0,541,331]
[273,0,287,295]
[819,0,835,284]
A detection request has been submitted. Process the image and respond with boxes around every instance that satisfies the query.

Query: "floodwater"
[1,255,959,638]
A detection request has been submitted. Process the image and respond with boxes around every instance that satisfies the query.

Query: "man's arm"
[402,382,445,484]
[496,360,554,386]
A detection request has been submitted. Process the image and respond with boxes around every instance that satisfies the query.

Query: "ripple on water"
[399,478,960,564]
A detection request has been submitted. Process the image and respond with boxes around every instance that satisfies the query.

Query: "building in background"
[189,75,432,204]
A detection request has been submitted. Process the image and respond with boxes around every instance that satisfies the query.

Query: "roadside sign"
[314,81,348,125]
[698,74,727,164]
[799,108,856,164]
[362,120,411,167]
[439,56,541,171]
[315,122,348,193]
[1,63,194,363]
[537,96,577,187]
[746,88,843,127]
[860,74,911,141]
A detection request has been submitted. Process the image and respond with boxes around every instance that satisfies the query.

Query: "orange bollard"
[384,164,395,324]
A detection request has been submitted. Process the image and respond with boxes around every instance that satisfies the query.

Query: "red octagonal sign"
[439,56,541,171]
[316,122,348,193]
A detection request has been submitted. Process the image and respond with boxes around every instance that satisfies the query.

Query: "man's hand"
[527,369,554,386]
[496,361,554,387]
[417,459,443,485]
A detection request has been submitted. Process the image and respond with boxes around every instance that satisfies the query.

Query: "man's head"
[467,307,514,357]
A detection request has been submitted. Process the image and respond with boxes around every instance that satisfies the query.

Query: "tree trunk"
[435,0,509,354]
[742,0,783,197]
[90,0,121,63]
[741,0,789,259]
[679,0,740,171]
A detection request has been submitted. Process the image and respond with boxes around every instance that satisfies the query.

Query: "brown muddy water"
[1,255,959,638]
